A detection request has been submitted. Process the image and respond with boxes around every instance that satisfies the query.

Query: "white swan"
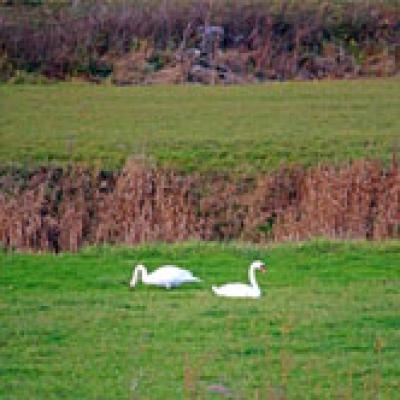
[129,264,201,289]
[212,260,267,298]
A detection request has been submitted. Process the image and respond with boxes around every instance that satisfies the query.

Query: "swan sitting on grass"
[130,264,201,289]
[211,260,267,299]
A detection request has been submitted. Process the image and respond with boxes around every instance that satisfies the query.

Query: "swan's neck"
[130,265,148,287]
[248,265,259,290]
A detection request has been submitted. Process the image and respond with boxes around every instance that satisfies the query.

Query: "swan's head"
[251,260,267,273]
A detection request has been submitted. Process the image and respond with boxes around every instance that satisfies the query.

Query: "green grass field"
[1,78,399,172]
[1,241,399,399]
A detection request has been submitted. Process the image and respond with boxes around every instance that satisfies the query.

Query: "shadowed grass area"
[0,79,399,172]
[1,240,399,398]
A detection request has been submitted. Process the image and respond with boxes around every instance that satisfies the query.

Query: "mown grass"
[1,78,399,172]
[1,240,399,399]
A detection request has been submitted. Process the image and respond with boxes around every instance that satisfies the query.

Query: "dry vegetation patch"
[0,0,399,83]
[1,157,399,252]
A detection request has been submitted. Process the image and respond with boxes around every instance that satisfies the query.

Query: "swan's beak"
[260,265,267,273]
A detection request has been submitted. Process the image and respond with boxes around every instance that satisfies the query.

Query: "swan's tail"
[211,285,219,295]
[192,276,202,283]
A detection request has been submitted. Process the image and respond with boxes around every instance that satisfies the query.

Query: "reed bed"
[0,156,399,252]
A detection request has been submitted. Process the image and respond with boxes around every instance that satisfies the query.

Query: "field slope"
[1,78,399,171]
[1,241,399,399]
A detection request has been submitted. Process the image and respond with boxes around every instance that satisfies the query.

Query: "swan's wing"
[212,283,261,298]
[157,266,199,280]
[212,283,254,297]
[150,266,180,277]
[148,266,199,285]
[214,283,250,290]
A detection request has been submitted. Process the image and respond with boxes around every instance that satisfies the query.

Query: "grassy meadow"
[1,76,399,399]
[1,78,399,172]
[1,241,400,399]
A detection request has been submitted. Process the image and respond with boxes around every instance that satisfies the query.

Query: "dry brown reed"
[0,156,399,252]
[271,157,400,241]
[94,158,200,244]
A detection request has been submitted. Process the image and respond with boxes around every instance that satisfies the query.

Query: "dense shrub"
[0,0,399,83]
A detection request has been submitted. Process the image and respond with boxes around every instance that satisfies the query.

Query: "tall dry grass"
[0,157,399,252]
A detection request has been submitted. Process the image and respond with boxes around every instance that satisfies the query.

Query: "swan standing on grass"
[129,264,201,289]
[211,260,267,298]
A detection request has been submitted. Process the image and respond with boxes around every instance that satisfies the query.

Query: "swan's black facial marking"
[252,260,267,272]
